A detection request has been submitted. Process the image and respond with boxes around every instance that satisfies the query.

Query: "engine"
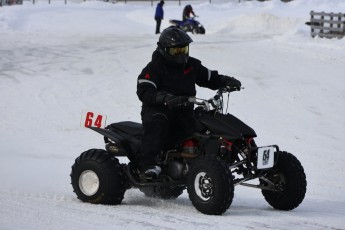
[168,160,188,179]
[166,139,199,179]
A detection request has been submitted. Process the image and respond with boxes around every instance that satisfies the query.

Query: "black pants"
[140,106,196,169]
[155,17,162,34]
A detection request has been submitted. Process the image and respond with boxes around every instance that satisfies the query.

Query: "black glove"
[220,75,241,91]
[156,91,190,109]
[164,94,190,110]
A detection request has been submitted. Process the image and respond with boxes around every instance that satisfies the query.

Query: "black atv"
[71,87,307,215]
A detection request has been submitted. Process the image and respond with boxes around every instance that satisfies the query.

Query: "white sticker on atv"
[257,146,275,169]
[81,111,107,128]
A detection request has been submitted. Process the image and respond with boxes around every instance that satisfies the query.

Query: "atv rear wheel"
[139,185,185,199]
[71,149,127,205]
[260,151,307,210]
[187,155,234,215]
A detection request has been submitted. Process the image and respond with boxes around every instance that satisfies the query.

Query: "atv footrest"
[126,164,185,188]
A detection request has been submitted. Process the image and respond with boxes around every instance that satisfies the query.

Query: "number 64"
[81,111,106,128]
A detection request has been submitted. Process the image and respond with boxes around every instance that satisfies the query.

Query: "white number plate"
[81,111,107,128]
[257,146,275,169]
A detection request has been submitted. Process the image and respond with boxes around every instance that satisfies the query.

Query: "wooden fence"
[307,11,345,39]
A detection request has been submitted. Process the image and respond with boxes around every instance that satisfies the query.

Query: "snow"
[0,0,345,229]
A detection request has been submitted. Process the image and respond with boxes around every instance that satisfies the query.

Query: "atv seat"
[107,121,143,137]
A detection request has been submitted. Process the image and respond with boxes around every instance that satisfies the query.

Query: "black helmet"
[157,27,193,64]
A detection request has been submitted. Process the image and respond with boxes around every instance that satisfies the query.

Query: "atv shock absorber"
[219,138,233,158]
[182,139,198,154]
[165,139,199,160]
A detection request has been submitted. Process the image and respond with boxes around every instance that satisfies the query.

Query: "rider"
[182,4,196,21]
[136,27,241,178]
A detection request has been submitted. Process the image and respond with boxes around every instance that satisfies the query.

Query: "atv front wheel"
[192,27,200,34]
[71,149,127,205]
[139,185,185,199]
[260,151,307,210]
[187,155,234,215]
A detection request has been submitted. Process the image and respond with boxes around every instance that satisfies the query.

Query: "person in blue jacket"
[154,0,164,34]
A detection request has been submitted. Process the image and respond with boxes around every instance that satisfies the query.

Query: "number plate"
[257,146,275,169]
[81,111,107,128]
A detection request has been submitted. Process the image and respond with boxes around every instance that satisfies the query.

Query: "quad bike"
[71,87,307,215]
[169,17,206,34]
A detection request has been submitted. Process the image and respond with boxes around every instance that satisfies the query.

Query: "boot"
[144,165,162,179]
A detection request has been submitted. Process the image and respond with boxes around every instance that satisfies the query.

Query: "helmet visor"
[168,46,189,57]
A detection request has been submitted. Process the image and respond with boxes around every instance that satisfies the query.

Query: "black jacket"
[137,50,226,107]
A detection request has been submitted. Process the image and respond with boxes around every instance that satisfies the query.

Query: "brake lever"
[188,97,197,103]
[224,86,244,92]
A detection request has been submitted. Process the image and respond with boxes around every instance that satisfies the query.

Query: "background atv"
[169,17,206,34]
[71,87,307,215]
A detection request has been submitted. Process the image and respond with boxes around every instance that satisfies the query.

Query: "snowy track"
[1,1,345,229]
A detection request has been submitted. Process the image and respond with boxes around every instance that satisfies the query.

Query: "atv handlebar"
[190,86,242,112]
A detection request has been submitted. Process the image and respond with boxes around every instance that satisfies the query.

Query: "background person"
[182,4,196,21]
[154,0,164,34]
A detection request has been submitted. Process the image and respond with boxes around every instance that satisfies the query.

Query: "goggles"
[168,45,189,57]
